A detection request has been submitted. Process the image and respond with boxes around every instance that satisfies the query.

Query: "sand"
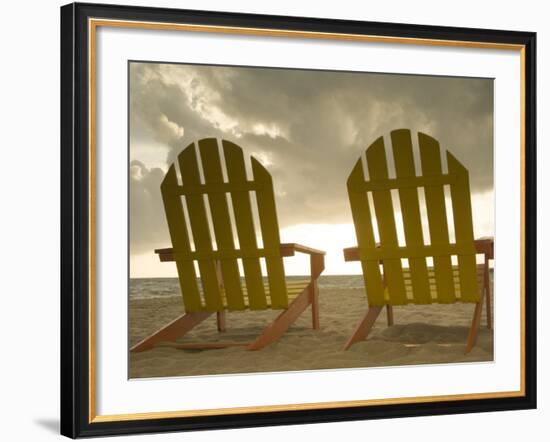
[129,286,493,378]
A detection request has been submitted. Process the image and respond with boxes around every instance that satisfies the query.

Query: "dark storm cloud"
[129,160,167,254]
[129,62,493,253]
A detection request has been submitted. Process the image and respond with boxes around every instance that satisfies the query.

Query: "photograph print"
[128,61,494,379]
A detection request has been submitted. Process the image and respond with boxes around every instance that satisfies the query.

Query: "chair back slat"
[178,144,223,310]
[347,159,385,304]
[366,137,407,304]
[223,141,268,309]
[447,151,479,302]
[160,165,202,311]
[198,139,245,310]
[348,129,480,306]
[251,157,287,308]
[418,133,456,303]
[161,139,289,312]
[391,130,432,303]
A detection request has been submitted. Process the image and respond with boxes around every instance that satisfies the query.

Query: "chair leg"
[343,306,383,350]
[465,289,485,354]
[216,311,227,332]
[310,281,320,330]
[309,254,323,330]
[214,260,227,333]
[386,305,394,326]
[484,263,493,330]
[130,311,213,352]
[247,288,311,350]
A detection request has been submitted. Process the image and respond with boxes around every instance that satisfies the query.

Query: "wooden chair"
[131,138,325,352]
[342,129,493,352]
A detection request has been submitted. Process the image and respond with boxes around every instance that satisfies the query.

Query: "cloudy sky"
[129,62,494,277]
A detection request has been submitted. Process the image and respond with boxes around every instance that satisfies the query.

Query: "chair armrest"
[345,239,494,262]
[156,244,326,279]
[343,247,360,262]
[154,247,175,262]
[280,243,325,280]
[155,244,327,261]
[280,243,326,257]
[474,237,494,260]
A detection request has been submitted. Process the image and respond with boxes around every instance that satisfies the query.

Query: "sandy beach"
[129,281,493,378]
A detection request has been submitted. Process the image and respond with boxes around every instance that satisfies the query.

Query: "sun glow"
[130,189,494,279]
[130,223,362,278]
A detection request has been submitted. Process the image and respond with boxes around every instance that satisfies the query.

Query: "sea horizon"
[129,271,494,300]
[130,274,366,300]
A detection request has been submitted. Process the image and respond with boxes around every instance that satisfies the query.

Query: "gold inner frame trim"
[88,17,527,424]
[91,390,524,423]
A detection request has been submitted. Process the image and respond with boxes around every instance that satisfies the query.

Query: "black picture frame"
[60,2,537,438]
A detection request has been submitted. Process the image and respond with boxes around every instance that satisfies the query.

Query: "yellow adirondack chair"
[343,129,493,352]
[131,138,325,352]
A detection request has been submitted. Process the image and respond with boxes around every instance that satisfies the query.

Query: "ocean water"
[130,270,494,301]
[129,275,365,300]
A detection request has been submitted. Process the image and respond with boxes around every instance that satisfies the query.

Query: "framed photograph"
[60,2,536,438]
